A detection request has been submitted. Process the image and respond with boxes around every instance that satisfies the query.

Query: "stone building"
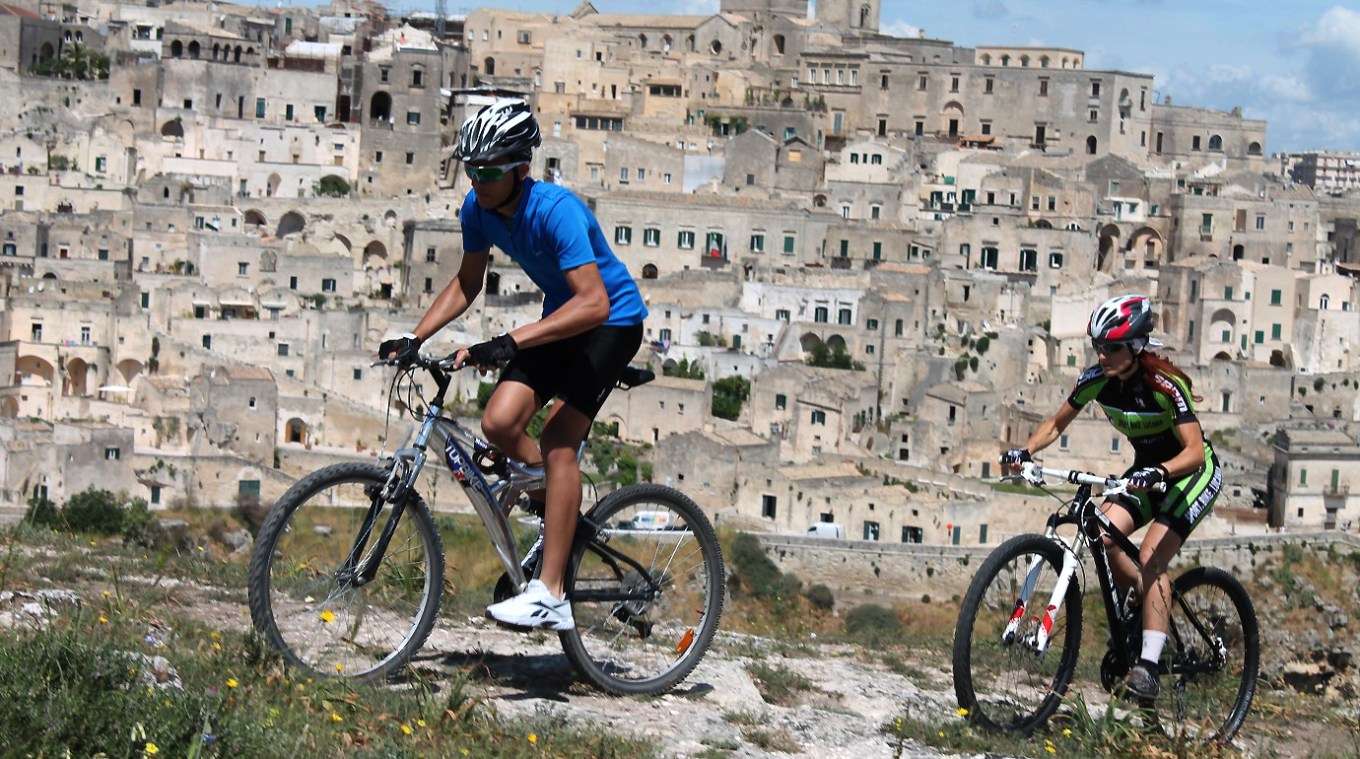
[1269,427,1360,530]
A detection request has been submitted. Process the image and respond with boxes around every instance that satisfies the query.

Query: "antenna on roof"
[435,0,446,36]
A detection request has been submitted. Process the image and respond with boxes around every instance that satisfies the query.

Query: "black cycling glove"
[1128,464,1168,491]
[379,333,422,365]
[467,334,518,367]
[1000,448,1032,467]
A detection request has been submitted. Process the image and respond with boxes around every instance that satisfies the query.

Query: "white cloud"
[881,20,924,39]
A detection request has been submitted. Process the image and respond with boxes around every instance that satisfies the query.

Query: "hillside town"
[2,0,1359,547]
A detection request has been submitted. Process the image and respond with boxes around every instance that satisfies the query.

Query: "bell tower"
[815,0,879,33]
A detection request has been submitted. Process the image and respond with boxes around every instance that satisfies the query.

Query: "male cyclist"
[1001,295,1222,700]
[380,98,647,631]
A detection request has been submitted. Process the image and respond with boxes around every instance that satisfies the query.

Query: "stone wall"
[758,530,1360,608]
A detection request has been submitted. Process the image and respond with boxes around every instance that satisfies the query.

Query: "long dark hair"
[1140,351,1203,403]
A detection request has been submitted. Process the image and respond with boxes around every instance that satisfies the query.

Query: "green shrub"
[62,489,126,535]
[1313,377,1325,392]
[805,583,835,611]
[23,494,61,529]
[974,336,990,354]
[730,532,786,599]
[711,375,750,421]
[120,498,156,547]
[844,603,903,645]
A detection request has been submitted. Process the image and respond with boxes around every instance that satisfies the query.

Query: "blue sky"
[370,0,1360,152]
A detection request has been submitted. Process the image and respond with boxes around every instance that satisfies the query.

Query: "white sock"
[1141,630,1168,663]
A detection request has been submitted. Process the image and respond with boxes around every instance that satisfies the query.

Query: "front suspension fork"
[1001,533,1079,655]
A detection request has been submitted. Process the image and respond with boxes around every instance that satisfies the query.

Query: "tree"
[806,342,863,371]
[663,357,705,380]
[711,375,750,421]
[313,175,350,197]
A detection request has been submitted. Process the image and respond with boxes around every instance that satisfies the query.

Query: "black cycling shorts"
[497,324,643,419]
[1108,443,1222,541]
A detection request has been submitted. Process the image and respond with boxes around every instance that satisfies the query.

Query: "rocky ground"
[2,519,1358,758]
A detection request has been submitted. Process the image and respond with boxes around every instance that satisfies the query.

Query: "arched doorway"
[641,263,658,279]
[187,40,200,58]
[65,357,93,397]
[799,332,824,354]
[483,57,495,76]
[160,120,184,138]
[16,356,55,386]
[369,91,392,122]
[116,359,144,385]
[233,45,242,63]
[1097,224,1120,271]
[244,209,267,229]
[941,101,964,138]
[170,40,182,57]
[1129,227,1164,268]
[826,334,847,354]
[276,210,305,237]
[266,173,282,197]
[1209,308,1236,350]
[285,418,308,444]
[363,240,387,266]
[1086,136,1098,155]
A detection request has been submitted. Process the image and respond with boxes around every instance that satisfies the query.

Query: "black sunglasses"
[464,161,527,182]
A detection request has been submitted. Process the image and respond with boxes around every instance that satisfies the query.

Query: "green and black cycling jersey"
[1066,364,1197,466]
[1067,364,1221,540]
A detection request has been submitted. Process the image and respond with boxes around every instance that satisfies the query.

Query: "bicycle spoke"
[258,473,438,680]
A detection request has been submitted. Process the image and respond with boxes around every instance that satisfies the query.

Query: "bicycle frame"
[350,359,666,606]
[1002,465,1145,662]
[1002,463,1225,679]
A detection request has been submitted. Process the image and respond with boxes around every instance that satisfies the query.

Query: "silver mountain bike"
[247,352,725,695]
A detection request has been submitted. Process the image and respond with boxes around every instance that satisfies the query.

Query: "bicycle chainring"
[1100,649,1129,693]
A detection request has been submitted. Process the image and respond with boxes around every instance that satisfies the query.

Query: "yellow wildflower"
[144,743,159,756]
[528,733,538,745]
[335,663,345,673]
[416,719,426,728]
[1063,728,1073,737]
[956,707,969,717]
[319,609,336,624]
[225,677,239,689]
[401,724,413,736]
[330,712,343,724]
[98,615,109,625]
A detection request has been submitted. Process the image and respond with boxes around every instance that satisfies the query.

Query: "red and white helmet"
[1088,294,1156,350]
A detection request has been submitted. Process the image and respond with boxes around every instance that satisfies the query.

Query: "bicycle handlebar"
[1013,461,1168,495]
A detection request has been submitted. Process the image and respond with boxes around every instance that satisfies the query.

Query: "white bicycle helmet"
[455,98,541,164]
[1089,294,1159,352]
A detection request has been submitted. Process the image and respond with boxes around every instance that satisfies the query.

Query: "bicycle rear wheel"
[1160,567,1259,744]
[559,484,724,696]
[953,534,1083,734]
[247,463,444,683]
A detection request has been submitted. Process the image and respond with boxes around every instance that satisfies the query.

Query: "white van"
[620,511,674,531]
[806,522,844,539]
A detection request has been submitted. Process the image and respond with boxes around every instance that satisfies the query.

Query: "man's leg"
[480,381,543,467]
[535,403,594,599]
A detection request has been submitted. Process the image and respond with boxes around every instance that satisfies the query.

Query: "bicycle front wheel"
[247,463,444,683]
[953,534,1083,734]
[559,484,725,696]
[1161,566,1259,744]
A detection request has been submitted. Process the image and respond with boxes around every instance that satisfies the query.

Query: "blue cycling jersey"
[461,179,648,327]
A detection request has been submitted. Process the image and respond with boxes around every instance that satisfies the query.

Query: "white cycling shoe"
[486,579,575,631]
